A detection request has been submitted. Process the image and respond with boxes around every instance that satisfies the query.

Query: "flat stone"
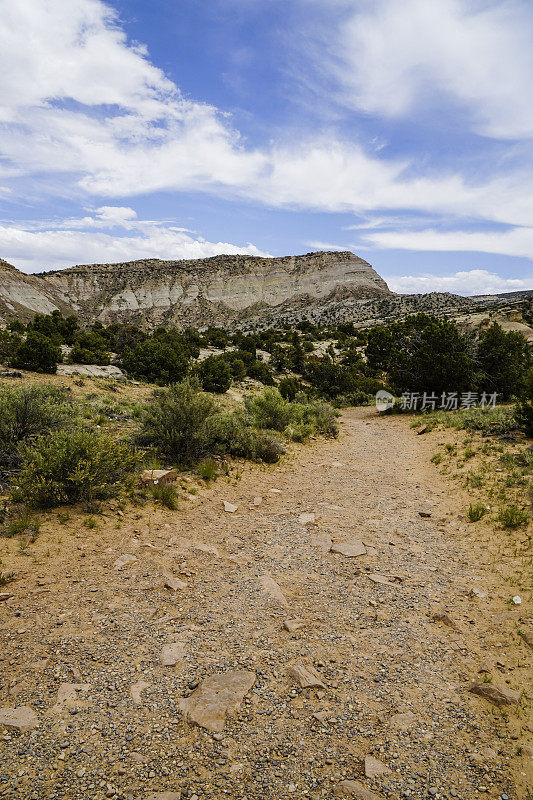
[330,541,367,558]
[310,533,332,551]
[130,680,151,705]
[478,659,492,674]
[259,574,289,607]
[469,587,487,599]
[364,755,390,778]
[223,501,238,513]
[469,681,520,706]
[0,706,39,733]
[113,554,137,569]
[0,592,13,602]
[253,496,263,506]
[55,683,91,704]
[367,573,398,587]
[145,793,181,800]
[164,575,186,592]
[283,618,306,633]
[432,611,462,632]
[288,660,326,689]
[179,670,255,732]
[298,512,315,525]
[160,641,187,666]
[389,710,417,729]
[519,629,533,649]
[334,780,381,799]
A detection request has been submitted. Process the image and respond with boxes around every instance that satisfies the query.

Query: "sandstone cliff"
[38,250,391,328]
[0,258,70,324]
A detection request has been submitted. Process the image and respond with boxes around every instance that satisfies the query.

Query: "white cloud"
[364,226,533,260]
[0,0,532,264]
[0,210,269,273]
[333,0,533,139]
[386,269,531,296]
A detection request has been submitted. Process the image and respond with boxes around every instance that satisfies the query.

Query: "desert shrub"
[245,388,293,431]
[12,331,61,374]
[27,311,79,345]
[149,483,178,510]
[515,401,533,437]
[197,458,219,481]
[246,360,275,385]
[496,504,529,529]
[197,355,232,393]
[279,376,300,401]
[122,338,190,385]
[2,511,41,539]
[203,411,284,463]
[468,503,487,522]
[139,379,218,465]
[0,385,73,469]
[366,314,473,395]
[246,388,338,440]
[0,329,22,363]
[477,323,530,400]
[12,428,138,508]
[69,331,111,365]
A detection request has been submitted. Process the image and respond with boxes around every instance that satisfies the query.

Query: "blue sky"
[0,0,532,294]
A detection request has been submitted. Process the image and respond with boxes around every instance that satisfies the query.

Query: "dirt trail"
[1,408,531,800]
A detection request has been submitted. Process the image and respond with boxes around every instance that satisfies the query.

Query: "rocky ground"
[0,408,531,800]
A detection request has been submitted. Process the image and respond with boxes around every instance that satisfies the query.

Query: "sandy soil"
[0,407,531,800]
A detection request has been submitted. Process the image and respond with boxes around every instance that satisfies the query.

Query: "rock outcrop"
[38,250,390,328]
[0,258,70,324]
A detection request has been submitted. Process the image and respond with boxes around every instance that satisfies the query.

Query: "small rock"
[259,574,289,607]
[469,587,487,599]
[288,660,326,689]
[253,496,263,506]
[160,641,187,667]
[418,509,431,517]
[432,611,462,632]
[364,755,389,778]
[417,425,428,435]
[130,680,150,705]
[164,574,186,592]
[519,629,533,649]
[469,681,520,706]
[223,501,238,513]
[55,683,91,704]
[0,707,39,733]
[330,541,367,558]
[478,659,492,674]
[113,554,137,569]
[283,618,306,633]
[389,711,417,730]
[334,780,381,799]
[298,512,315,525]
[145,793,181,800]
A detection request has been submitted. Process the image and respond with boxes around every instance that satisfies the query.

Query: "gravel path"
[0,408,530,799]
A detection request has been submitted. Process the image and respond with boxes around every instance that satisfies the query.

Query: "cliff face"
[0,258,71,324]
[38,251,391,328]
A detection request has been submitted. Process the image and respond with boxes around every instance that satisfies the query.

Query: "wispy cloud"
[386,269,531,296]
[0,209,268,273]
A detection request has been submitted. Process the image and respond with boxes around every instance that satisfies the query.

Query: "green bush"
[515,401,533,437]
[245,388,293,431]
[468,503,487,522]
[69,331,111,365]
[122,338,190,385]
[12,428,138,508]
[279,376,300,401]
[197,355,232,393]
[12,332,61,374]
[197,457,219,481]
[496,504,529,529]
[0,385,73,469]
[246,388,338,440]
[149,483,178,510]
[477,323,530,400]
[140,381,285,466]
